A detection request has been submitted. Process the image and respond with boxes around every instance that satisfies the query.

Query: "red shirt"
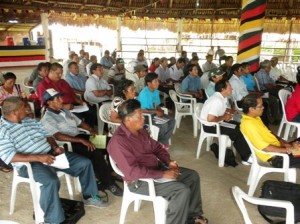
[285,84,300,121]
[37,76,76,104]
[149,64,158,73]
[107,123,171,181]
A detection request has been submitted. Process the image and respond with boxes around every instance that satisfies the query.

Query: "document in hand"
[49,153,70,169]
[153,116,170,124]
[70,104,89,113]
[220,121,236,129]
[89,135,107,149]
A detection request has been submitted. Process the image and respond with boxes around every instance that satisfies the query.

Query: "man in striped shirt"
[0,97,106,223]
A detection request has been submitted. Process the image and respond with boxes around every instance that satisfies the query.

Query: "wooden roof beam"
[129,0,132,7]
[106,0,111,7]
[169,0,173,9]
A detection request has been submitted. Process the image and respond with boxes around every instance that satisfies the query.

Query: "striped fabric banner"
[237,0,266,72]
[0,46,46,68]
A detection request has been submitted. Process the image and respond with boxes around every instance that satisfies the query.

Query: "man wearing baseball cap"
[108,58,125,86]
[205,68,225,97]
[126,64,147,94]
[41,88,123,197]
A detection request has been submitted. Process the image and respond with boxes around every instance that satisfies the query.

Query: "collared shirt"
[229,74,248,101]
[286,84,300,121]
[138,86,160,109]
[0,117,51,164]
[32,75,44,91]
[205,81,216,97]
[126,72,145,94]
[241,114,280,162]
[85,74,112,103]
[100,56,113,68]
[270,66,282,81]
[200,92,227,121]
[37,76,76,104]
[202,61,217,73]
[241,73,256,91]
[41,109,82,137]
[86,62,93,76]
[107,123,170,181]
[256,69,275,91]
[65,73,87,91]
[108,65,125,81]
[181,74,201,93]
[169,64,184,81]
[155,65,170,83]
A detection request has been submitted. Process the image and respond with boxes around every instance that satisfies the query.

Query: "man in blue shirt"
[182,64,207,103]
[138,73,175,149]
[65,61,87,96]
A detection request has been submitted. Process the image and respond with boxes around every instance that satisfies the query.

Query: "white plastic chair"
[10,162,75,224]
[99,103,121,137]
[277,89,300,140]
[22,77,33,90]
[232,186,294,224]
[242,133,297,196]
[0,221,20,224]
[193,103,203,137]
[109,156,168,224]
[196,119,232,167]
[169,90,198,137]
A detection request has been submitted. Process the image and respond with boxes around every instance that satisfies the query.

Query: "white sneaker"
[241,155,253,166]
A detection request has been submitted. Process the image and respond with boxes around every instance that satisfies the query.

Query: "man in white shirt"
[169,58,185,82]
[86,55,97,76]
[270,57,293,86]
[85,63,113,104]
[108,58,126,87]
[202,54,217,73]
[229,63,249,102]
[200,80,252,165]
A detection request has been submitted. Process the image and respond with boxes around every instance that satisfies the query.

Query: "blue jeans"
[19,151,98,223]
[155,116,175,145]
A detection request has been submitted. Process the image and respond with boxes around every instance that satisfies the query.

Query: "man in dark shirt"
[107,99,207,224]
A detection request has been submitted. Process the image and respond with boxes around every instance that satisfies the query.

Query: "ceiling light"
[8,20,18,23]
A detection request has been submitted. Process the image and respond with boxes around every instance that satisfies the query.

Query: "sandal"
[0,166,13,173]
[194,215,208,224]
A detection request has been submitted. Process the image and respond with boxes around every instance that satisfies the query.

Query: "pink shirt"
[0,85,24,105]
[107,123,171,181]
[286,84,300,121]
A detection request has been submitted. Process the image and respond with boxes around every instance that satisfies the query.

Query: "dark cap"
[42,88,63,104]
[134,64,147,73]
[116,58,125,64]
[208,68,225,79]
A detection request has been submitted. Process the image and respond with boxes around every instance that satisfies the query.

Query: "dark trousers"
[73,104,97,128]
[128,167,203,224]
[203,121,251,161]
[67,134,114,188]
[270,154,300,168]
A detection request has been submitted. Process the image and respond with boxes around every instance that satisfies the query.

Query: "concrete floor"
[0,68,299,223]
[1,114,299,224]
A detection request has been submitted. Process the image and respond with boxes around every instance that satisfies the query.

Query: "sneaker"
[106,183,123,197]
[83,195,108,208]
[241,155,253,166]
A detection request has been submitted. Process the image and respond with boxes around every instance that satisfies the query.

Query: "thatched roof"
[0,0,300,33]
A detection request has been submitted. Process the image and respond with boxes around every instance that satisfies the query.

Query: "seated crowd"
[0,47,299,224]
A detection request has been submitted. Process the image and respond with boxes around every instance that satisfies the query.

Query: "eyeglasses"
[255,105,264,109]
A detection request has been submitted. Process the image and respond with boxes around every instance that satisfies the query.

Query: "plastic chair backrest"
[278,89,291,119]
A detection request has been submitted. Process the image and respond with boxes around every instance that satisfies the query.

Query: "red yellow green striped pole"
[237,0,266,72]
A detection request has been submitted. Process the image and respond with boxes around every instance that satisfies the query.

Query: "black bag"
[258,180,300,223]
[60,198,85,224]
[210,143,238,167]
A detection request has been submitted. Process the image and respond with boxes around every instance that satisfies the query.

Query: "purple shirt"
[107,123,171,181]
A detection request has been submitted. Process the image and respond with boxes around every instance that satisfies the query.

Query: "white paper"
[220,121,236,129]
[154,178,176,183]
[48,153,70,169]
[153,116,169,124]
[70,103,89,113]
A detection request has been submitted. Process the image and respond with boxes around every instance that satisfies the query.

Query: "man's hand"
[38,154,56,165]
[168,160,179,169]
[155,110,164,117]
[53,146,64,155]
[89,129,97,136]
[223,113,232,122]
[162,169,180,179]
[80,139,96,151]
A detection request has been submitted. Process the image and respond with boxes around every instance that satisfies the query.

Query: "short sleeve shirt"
[155,65,170,83]
[65,73,87,91]
[181,75,201,93]
[200,92,227,121]
[256,69,275,91]
[169,64,184,81]
[229,75,248,101]
[138,87,161,109]
[108,65,125,81]
[85,74,112,103]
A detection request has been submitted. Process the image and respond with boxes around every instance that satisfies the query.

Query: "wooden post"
[177,19,182,52]
[116,17,122,53]
[40,13,51,61]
